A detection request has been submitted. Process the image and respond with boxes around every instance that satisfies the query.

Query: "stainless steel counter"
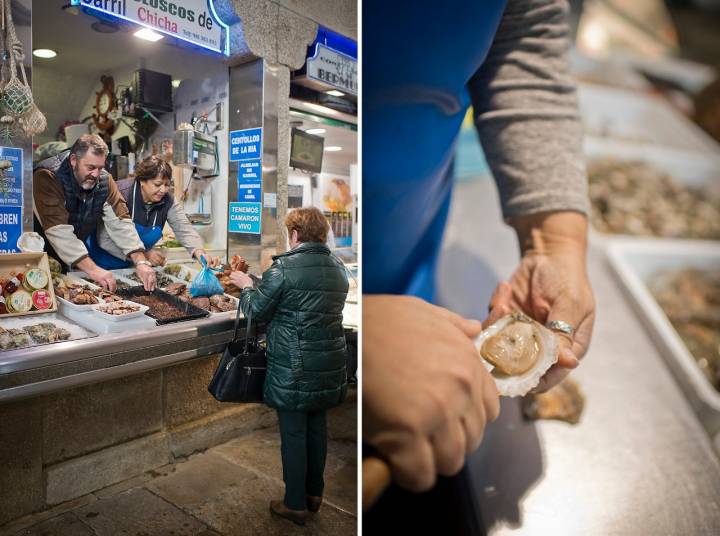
[0,312,241,403]
[438,180,720,535]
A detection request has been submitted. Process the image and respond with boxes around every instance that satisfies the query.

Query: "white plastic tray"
[578,82,720,154]
[55,275,107,312]
[606,238,720,444]
[0,312,97,351]
[61,304,156,334]
[584,137,720,243]
[91,301,150,322]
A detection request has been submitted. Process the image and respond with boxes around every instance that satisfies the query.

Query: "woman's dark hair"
[134,155,172,183]
[285,207,329,243]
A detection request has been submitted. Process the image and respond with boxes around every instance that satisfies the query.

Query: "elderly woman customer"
[230,207,349,526]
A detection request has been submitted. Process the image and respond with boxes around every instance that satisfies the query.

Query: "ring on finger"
[546,320,575,338]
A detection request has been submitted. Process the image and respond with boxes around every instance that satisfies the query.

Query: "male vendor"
[33,134,156,291]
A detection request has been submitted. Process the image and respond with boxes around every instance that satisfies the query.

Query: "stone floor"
[0,394,357,536]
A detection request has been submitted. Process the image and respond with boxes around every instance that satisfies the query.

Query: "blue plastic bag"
[189,256,224,297]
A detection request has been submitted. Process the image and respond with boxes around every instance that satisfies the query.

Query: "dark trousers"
[277,409,327,511]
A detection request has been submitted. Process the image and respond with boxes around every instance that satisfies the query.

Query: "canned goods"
[31,289,52,310]
[8,290,32,313]
[23,269,49,292]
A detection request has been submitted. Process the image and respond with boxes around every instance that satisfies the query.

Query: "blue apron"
[86,184,164,269]
[363,0,506,302]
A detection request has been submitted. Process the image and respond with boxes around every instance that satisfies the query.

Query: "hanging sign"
[229,127,262,161]
[228,202,261,234]
[72,0,229,55]
[0,147,23,254]
[237,159,261,203]
[307,43,358,95]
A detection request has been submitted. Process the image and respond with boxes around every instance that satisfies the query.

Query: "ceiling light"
[172,79,182,88]
[326,90,345,97]
[134,28,164,42]
[306,128,326,135]
[324,146,342,152]
[33,49,57,59]
[303,103,339,116]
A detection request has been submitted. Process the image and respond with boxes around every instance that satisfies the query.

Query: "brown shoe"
[306,495,323,513]
[269,500,308,526]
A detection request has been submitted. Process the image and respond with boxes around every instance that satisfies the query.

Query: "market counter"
[0,292,358,526]
[437,179,720,535]
[0,313,238,403]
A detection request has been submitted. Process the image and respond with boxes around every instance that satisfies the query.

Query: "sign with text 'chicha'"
[73,0,227,54]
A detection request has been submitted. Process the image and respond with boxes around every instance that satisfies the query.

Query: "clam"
[475,311,558,397]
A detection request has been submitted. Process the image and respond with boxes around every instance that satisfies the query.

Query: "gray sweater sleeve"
[468,0,590,220]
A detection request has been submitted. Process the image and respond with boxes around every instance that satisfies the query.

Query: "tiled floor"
[4,394,357,536]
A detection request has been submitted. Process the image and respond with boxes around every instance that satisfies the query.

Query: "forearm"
[469,0,589,220]
[76,256,101,274]
[510,211,587,261]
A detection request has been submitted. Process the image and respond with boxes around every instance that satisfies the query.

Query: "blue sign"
[0,147,23,253]
[238,159,261,202]
[230,127,262,161]
[228,202,261,234]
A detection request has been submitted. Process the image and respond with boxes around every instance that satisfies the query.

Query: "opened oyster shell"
[475,311,558,397]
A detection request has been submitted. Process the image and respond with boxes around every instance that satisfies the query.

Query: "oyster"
[475,311,558,397]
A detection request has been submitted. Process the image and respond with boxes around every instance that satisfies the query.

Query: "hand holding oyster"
[475,311,559,397]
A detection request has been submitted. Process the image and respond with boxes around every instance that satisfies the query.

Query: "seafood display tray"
[584,137,720,243]
[578,82,720,154]
[0,312,96,351]
[61,306,156,334]
[55,276,109,311]
[116,287,210,325]
[606,238,720,444]
[91,301,150,322]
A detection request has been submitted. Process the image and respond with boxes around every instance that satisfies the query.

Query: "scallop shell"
[475,311,558,397]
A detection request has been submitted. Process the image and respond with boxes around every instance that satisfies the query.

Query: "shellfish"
[475,311,559,397]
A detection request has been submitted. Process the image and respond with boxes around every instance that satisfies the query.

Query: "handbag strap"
[231,297,256,355]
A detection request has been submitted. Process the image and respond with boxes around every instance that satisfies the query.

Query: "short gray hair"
[70,134,108,160]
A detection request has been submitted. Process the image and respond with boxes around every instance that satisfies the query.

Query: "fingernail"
[561,348,579,368]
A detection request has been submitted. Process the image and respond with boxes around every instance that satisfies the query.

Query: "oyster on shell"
[475,311,558,397]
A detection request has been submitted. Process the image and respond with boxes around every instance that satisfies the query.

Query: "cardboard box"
[0,252,57,318]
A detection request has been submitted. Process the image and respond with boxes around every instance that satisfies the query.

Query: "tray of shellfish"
[585,138,720,242]
[110,267,239,315]
[607,238,720,445]
[53,275,125,311]
[0,313,97,352]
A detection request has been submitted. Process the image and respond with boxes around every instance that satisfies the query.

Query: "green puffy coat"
[239,242,349,411]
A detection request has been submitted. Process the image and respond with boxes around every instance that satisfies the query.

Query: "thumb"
[484,282,513,328]
[432,304,484,338]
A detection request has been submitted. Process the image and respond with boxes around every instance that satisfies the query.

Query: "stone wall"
[0,355,275,526]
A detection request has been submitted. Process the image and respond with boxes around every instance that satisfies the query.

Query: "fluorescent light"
[324,146,342,152]
[306,128,326,135]
[326,90,345,97]
[303,103,339,116]
[172,79,181,88]
[33,49,57,59]
[134,28,164,42]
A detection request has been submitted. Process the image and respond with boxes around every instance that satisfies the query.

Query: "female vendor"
[86,155,220,268]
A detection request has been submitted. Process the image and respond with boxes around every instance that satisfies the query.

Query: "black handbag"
[208,304,267,403]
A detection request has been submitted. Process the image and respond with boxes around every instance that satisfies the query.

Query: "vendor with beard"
[86,155,220,269]
[33,134,156,292]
